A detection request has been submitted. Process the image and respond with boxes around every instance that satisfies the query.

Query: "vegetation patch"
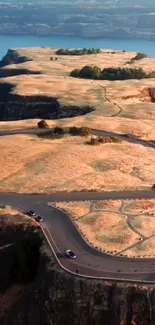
[69,126,91,136]
[86,136,122,145]
[91,160,116,172]
[70,65,150,80]
[126,52,149,64]
[55,48,101,55]
[37,124,91,139]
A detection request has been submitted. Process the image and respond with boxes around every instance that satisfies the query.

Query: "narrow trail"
[99,85,123,117]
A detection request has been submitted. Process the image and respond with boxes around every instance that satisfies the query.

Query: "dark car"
[27,210,36,217]
[35,215,43,222]
[65,250,76,259]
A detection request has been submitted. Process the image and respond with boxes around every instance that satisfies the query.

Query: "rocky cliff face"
[0,49,95,120]
[0,49,33,67]
[1,219,155,325]
[0,82,94,120]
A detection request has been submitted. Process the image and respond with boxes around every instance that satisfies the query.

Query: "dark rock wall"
[0,49,33,67]
[1,222,155,325]
[0,82,94,120]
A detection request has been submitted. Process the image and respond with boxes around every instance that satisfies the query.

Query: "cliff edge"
[1,208,155,325]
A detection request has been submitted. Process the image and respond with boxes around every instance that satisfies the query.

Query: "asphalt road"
[1,127,155,282]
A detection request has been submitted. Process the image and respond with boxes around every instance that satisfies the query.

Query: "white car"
[65,250,76,259]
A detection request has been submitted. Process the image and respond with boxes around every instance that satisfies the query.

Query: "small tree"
[134,52,149,60]
[79,126,91,136]
[70,69,80,78]
[97,136,104,144]
[69,126,80,136]
[90,137,97,145]
[38,119,49,128]
[53,126,64,135]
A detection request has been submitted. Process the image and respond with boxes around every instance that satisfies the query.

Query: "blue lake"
[1,35,155,58]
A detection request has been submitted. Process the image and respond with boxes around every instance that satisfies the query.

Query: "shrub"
[88,137,99,145]
[38,130,64,139]
[101,67,147,80]
[70,69,80,78]
[86,136,122,145]
[147,71,155,78]
[53,126,64,135]
[79,65,101,79]
[70,65,148,80]
[69,126,91,136]
[55,48,101,55]
[79,126,91,136]
[37,119,49,128]
[133,52,149,60]
[69,126,80,136]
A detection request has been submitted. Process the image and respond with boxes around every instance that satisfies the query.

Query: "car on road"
[27,210,36,217]
[35,215,43,222]
[65,250,76,259]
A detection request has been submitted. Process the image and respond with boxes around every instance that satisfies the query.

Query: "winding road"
[1,127,155,283]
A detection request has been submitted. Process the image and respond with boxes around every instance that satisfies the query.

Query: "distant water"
[1,35,155,59]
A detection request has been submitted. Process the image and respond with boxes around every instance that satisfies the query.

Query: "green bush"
[133,52,149,60]
[53,126,64,135]
[86,136,122,145]
[69,126,91,136]
[79,126,91,136]
[70,69,80,78]
[38,130,64,139]
[70,65,148,80]
[37,119,49,128]
[147,71,155,78]
[69,126,80,136]
[126,52,149,65]
[55,48,101,56]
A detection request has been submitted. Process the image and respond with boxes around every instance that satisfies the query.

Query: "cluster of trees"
[87,136,121,145]
[37,121,91,138]
[133,52,149,60]
[127,52,149,64]
[37,121,122,145]
[55,48,101,55]
[69,126,91,136]
[70,65,155,80]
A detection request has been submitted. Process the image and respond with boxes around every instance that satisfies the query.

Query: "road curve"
[1,127,155,282]
[0,126,155,150]
[1,191,155,282]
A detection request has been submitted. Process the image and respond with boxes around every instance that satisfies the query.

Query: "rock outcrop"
[0,49,33,67]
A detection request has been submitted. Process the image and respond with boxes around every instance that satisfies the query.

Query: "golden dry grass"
[51,199,155,256]
[122,199,155,214]
[49,201,91,219]
[76,212,137,252]
[0,47,155,141]
[130,215,155,237]
[0,134,155,193]
[126,237,155,258]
